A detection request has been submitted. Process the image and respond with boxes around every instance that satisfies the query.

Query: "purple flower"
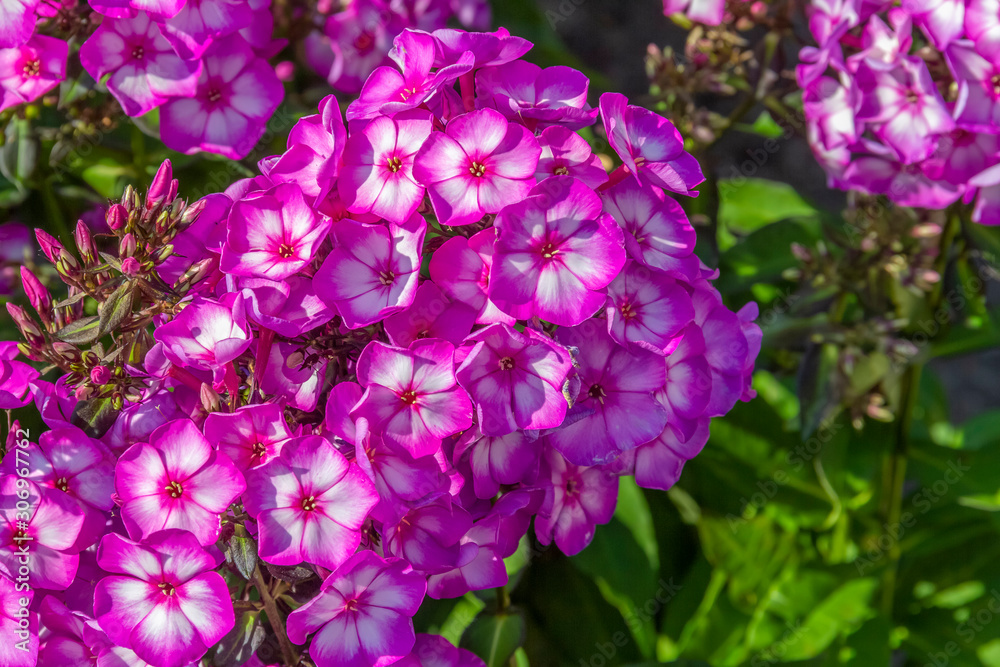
[965,0,1000,64]
[157,0,252,60]
[424,519,507,598]
[236,275,336,337]
[202,403,293,471]
[490,176,626,326]
[87,0,187,18]
[0,0,39,49]
[257,340,327,411]
[455,323,573,435]
[220,183,331,280]
[600,92,705,195]
[600,178,699,279]
[534,446,618,556]
[384,497,472,573]
[0,342,40,408]
[94,530,234,667]
[347,28,473,121]
[802,74,859,151]
[429,27,532,70]
[842,152,963,208]
[662,0,726,25]
[947,41,1000,131]
[397,633,487,667]
[115,419,246,546]
[0,477,84,590]
[339,108,434,224]
[154,295,252,379]
[856,57,954,163]
[548,323,668,465]
[452,427,540,498]
[159,34,283,159]
[535,125,609,189]
[285,551,426,667]
[79,13,201,116]
[0,574,37,666]
[316,0,395,94]
[243,435,378,570]
[0,34,68,112]
[352,339,473,458]
[263,94,346,200]
[384,280,478,347]
[413,108,541,226]
[476,60,597,130]
[605,261,695,353]
[315,217,425,329]
[429,230,514,325]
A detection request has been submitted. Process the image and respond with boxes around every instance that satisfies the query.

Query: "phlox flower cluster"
[1,26,759,667]
[1,0,486,160]
[799,0,1000,223]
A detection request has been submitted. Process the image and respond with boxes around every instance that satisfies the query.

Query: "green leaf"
[97,282,134,338]
[717,178,818,249]
[263,563,314,584]
[70,397,119,438]
[779,578,878,660]
[55,316,101,345]
[226,536,258,581]
[461,610,526,667]
[212,611,265,667]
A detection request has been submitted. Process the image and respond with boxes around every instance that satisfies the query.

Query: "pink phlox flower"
[0,34,68,112]
[429,230,515,325]
[203,403,293,471]
[384,280,478,347]
[476,60,598,130]
[535,125,609,189]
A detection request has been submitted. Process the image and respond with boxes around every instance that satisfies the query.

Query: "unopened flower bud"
[107,203,128,231]
[122,185,139,212]
[121,257,142,277]
[75,385,94,401]
[178,197,207,230]
[119,233,137,258]
[200,382,222,413]
[111,393,124,410]
[6,304,44,344]
[154,210,172,236]
[20,267,51,315]
[75,219,97,264]
[151,244,175,264]
[146,159,173,209]
[90,365,111,385]
[35,229,64,263]
[52,342,83,363]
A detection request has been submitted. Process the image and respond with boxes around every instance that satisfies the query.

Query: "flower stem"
[879,362,921,617]
[252,565,298,666]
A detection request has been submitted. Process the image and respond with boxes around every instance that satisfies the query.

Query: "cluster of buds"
[7,159,204,408]
[647,1,798,150]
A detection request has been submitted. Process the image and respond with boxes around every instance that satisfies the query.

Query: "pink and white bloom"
[429,230,514,325]
[0,477,84,590]
[79,13,201,116]
[600,178,699,279]
[413,108,541,226]
[157,0,252,60]
[153,295,252,378]
[87,0,187,19]
[534,446,619,555]
[243,435,378,570]
[115,419,246,546]
[490,176,626,326]
[384,497,473,573]
[338,108,434,224]
[0,341,39,408]
[93,530,234,667]
[202,403,293,471]
[535,125,609,189]
[352,339,473,457]
[0,0,38,49]
[476,60,598,130]
[0,34,68,112]
[455,323,573,435]
[452,428,540,499]
[662,0,726,25]
[315,217,426,329]
[220,183,331,280]
[159,34,283,159]
[549,323,668,465]
[384,280,478,347]
[398,633,487,667]
[286,551,427,667]
[599,92,705,195]
[0,574,36,666]
[605,261,695,353]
